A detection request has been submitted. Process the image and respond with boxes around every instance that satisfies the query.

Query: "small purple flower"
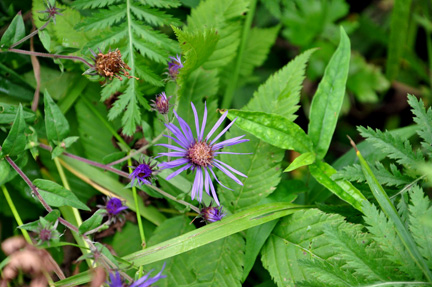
[200,204,226,223]
[167,54,183,80]
[157,102,249,205]
[129,159,157,186]
[106,198,128,216]
[108,263,166,287]
[151,92,171,115]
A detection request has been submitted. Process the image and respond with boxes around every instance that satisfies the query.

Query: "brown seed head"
[94,49,138,81]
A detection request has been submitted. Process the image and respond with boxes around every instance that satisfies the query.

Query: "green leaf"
[19,210,61,232]
[285,152,316,172]
[219,126,284,213]
[261,209,346,286]
[245,49,316,121]
[34,179,90,211]
[0,13,25,48]
[123,203,303,267]
[227,110,314,154]
[38,29,51,51]
[1,104,27,157]
[309,161,367,211]
[407,94,432,155]
[51,136,80,159]
[355,148,432,281]
[44,90,69,145]
[386,0,412,81]
[0,104,36,124]
[79,209,105,235]
[308,27,350,159]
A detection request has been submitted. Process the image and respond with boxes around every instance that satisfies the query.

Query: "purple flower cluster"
[108,263,166,287]
[151,92,171,115]
[167,54,183,80]
[106,198,128,216]
[157,103,248,205]
[200,204,226,223]
[129,159,157,186]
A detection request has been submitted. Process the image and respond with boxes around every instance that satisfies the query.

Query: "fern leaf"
[130,5,179,26]
[72,0,121,9]
[132,41,167,63]
[333,161,412,187]
[409,185,432,268]
[188,234,245,287]
[407,94,432,155]
[131,22,177,52]
[362,201,421,279]
[261,209,347,286]
[144,216,197,287]
[138,0,181,8]
[218,126,284,213]
[77,6,126,31]
[245,49,315,121]
[87,27,128,50]
[358,126,424,168]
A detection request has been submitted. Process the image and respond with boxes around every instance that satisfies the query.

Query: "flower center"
[137,164,152,178]
[187,141,214,167]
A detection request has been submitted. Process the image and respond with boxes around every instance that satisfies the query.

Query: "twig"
[30,25,41,111]
[7,48,93,67]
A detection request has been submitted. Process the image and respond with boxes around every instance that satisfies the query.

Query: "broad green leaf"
[308,27,350,159]
[218,126,284,213]
[261,209,346,286]
[309,161,366,211]
[123,203,303,267]
[0,104,36,124]
[245,49,316,121]
[386,0,412,81]
[34,179,90,211]
[1,104,27,157]
[355,147,432,281]
[44,90,69,145]
[284,152,316,172]
[79,209,105,234]
[227,110,313,154]
[0,13,25,48]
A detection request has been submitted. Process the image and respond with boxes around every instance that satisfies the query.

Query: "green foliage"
[1,104,27,157]
[0,104,36,124]
[408,94,432,156]
[0,13,25,48]
[44,90,70,145]
[73,0,180,135]
[78,209,105,234]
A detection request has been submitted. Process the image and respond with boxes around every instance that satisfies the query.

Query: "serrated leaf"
[79,209,105,235]
[309,161,366,211]
[78,6,126,31]
[1,104,27,158]
[261,209,346,286]
[219,126,284,213]
[0,104,36,124]
[0,13,25,48]
[72,0,122,9]
[407,94,432,155]
[245,49,315,120]
[308,27,350,159]
[227,110,314,154]
[44,90,69,145]
[34,179,90,211]
[285,152,316,172]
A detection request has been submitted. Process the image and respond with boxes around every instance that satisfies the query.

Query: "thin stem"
[7,48,93,67]
[107,130,166,166]
[10,20,50,49]
[147,184,200,213]
[221,0,257,108]
[128,158,146,249]
[1,185,32,243]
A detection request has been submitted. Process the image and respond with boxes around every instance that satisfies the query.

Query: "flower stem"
[221,0,257,108]
[1,185,32,243]
[9,20,50,49]
[6,48,93,67]
[128,158,146,249]
[147,185,200,213]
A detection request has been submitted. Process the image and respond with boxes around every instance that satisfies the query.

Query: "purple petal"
[209,167,233,191]
[213,162,243,185]
[204,167,210,196]
[199,102,207,141]
[205,111,228,141]
[165,163,192,180]
[155,143,186,152]
[210,117,237,145]
[159,158,189,169]
[213,136,249,150]
[205,168,220,206]
[165,124,190,147]
[173,110,194,143]
[157,152,186,157]
[214,159,247,178]
[191,168,202,201]
[191,102,200,139]
[197,167,204,202]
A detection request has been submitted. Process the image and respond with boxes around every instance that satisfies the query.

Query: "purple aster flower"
[107,263,166,287]
[200,203,226,223]
[151,92,172,115]
[106,197,128,216]
[167,54,183,80]
[157,102,249,205]
[129,159,157,186]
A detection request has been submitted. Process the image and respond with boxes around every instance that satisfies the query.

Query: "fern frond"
[132,41,167,63]
[77,6,126,31]
[131,23,177,52]
[87,27,128,50]
[138,0,181,8]
[408,185,432,268]
[362,201,422,280]
[358,126,424,168]
[333,162,412,187]
[72,0,121,9]
[130,5,180,26]
[407,94,432,156]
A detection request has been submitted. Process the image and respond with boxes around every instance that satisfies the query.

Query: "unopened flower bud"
[151,92,171,115]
